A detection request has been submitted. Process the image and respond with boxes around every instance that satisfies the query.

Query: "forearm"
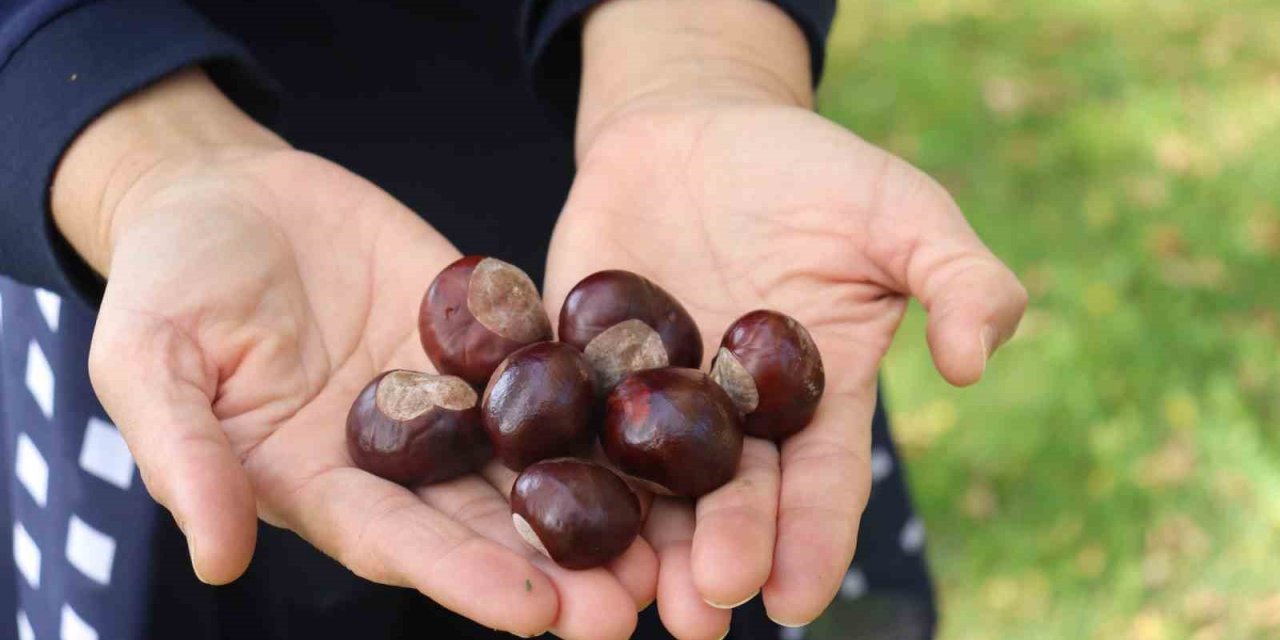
[577,0,813,152]
[50,67,284,275]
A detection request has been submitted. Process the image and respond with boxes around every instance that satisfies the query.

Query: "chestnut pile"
[346,256,824,570]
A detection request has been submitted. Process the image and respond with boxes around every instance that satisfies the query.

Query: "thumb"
[905,239,1028,386]
[876,167,1028,386]
[88,310,257,584]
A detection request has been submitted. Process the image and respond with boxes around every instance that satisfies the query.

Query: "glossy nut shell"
[510,458,642,570]
[710,310,824,440]
[558,270,702,391]
[346,370,490,485]
[481,342,597,471]
[419,256,552,386]
[602,367,743,498]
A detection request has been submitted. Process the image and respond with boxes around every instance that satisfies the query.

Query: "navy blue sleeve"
[0,0,277,302]
[520,0,835,127]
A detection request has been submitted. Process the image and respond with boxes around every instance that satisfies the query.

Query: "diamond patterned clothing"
[0,282,154,640]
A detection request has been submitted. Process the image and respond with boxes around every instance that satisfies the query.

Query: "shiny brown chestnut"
[346,370,490,485]
[710,310,825,440]
[602,367,743,498]
[558,270,702,391]
[510,458,642,570]
[481,342,596,471]
[419,256,553,387]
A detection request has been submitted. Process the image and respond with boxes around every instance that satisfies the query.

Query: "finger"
[646,499,732,640]
[433,470,639,640]
[887,189,1027,386]
[88,314,256,585]
[258,465,557,637]
[913,247,1027,386]
[486,458,659,611]
[609,536,660,611]
[691,437,779,608]
[762,378,874,627]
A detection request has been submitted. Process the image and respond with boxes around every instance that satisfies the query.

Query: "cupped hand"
[545,99,1027,638]
[85,147,655,639]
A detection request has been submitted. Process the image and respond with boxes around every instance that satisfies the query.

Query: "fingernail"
[706,590,758,609]
[187,536,209,584]
[511,625,550,638]
[980,324,1000,361]
[718,629,730,640]
[767,612,811,629]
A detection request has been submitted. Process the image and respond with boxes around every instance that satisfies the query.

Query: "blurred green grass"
[814,0,1280,638]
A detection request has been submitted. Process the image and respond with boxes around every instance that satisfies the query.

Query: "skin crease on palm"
[47,2,1026,640]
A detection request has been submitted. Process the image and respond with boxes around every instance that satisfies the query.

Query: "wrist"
[50,67,286,275]
[577,0,813,154]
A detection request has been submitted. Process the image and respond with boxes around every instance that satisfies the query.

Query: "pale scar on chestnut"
[709,347,759,414]
[510,459,642,569]
[467,258,551,342]
[348,370,489,486]
[582,319,668,390]
[376,370,477,418]
[714,309,825,440]
[512,513,552,558]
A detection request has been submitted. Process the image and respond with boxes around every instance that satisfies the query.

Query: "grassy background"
[814,0,1280,638]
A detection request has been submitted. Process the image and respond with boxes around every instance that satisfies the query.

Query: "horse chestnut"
[510,458,642,570]
[558,270,702,391]
[481,342,596,471]
[602,368,743,498]
[710,310,825,440]
[419,256,553,386]
[346,370,490,485]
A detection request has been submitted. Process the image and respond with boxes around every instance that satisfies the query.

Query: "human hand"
[52,69,656,639]
[546,2,1027,637]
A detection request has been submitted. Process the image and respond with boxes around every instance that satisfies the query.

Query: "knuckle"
[1009,271,1031,310]
[339,495,413,582]
[888,155,958,215]
[448,494,508,528]
[135,462,172,507]
[739,439,782,472]
[785,434,863,472]
[851,470,872,513]
[86,331,122,393]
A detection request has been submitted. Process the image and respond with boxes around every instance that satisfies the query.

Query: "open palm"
[545,102,1027,638]
[89,150,654,639]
